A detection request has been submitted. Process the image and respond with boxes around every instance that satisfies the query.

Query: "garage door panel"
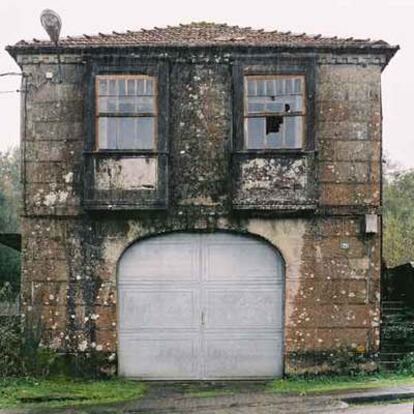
[204,336,283,378]
[119,289,199,329]
[206,289,283,328]
[119,335,199,379]
[205,244,283,281]
[119,240,199,280]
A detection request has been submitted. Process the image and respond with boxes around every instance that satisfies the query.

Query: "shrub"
[0,283,22,377]
[396,352,414,375]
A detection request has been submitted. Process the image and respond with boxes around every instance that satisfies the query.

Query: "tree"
[0,147,21,294]
[383,168,414,268]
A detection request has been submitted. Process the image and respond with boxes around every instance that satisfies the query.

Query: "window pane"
[136,79,145,95]
[247,79,256,96]
[256,80,266,96]
[121,118,138,148]
[127,79,136,96]
[246,77,303,96]
[275,79,284,95]
[284,116,303,148]
[119,117,154,150]
[294,78,302,93]
[98,118,108,148]
[98,96,156,114]
[98,79,107,96]
[145,79,154,95]
[107,118,118,149]
[109,79,117,96]
[97,76,156,96]
[97,118,117,149]
[245,118,266,149]
[138,117,155,149]
[247,95,303,114]
[98,117,155,150]
[118,79,126,96]
[285,79,294,94]
[266,130,284,148]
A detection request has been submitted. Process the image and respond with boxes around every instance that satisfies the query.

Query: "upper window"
[95,75,157,150]
[244,75,305,150]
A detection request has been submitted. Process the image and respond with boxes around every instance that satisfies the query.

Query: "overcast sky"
[0,0,412,167]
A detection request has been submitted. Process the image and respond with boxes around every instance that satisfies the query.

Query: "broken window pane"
[247,95,303,114]
[244,116,303,149]
[266,116,283,134]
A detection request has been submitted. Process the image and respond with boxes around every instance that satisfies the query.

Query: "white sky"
[0,0,412,167]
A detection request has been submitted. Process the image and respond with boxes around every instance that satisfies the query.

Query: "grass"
[0,377,146,409]
[1,372,414,409]
[268,372,414,395]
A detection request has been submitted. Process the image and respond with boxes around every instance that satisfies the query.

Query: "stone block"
[319,140,380,162]
[25,140,82,162]
[320,183,380,206]
[28,121,84,141]
[286,278,367,304]
[287,304,379,329]
[285,327,371,352]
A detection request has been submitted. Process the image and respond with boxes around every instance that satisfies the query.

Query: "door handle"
[201,310,205,326]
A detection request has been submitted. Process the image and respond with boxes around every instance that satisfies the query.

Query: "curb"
[341,391,414,405]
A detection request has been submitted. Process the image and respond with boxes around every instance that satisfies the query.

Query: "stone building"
[7,23,398,379]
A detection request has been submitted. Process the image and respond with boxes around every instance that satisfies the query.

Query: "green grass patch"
[268,372,414,395]
[0,377,146,409]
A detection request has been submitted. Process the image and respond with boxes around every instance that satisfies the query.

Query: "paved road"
[1,382,412,414]
[119,382,414,414]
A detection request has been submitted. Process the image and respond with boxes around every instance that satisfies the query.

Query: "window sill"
[84,150,166,156]
[233,149,316,157]
[83,201,167,211]
[232,203,318,212]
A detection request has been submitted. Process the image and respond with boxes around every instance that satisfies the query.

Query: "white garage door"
[118,232,284,379]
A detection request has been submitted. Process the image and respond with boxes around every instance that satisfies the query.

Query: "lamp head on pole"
[40,9,62,45]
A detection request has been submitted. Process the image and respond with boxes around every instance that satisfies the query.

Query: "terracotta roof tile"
[9,22,398,51]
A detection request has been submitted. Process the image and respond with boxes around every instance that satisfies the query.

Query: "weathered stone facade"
[8,24,397,375]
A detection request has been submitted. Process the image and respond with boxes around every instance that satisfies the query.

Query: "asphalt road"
[189,401,414,413]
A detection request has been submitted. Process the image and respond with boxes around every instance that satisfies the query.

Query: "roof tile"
[9,22,397,51]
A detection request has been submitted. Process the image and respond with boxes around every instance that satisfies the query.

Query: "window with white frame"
[96,75,157,150]
[244,75,306,149]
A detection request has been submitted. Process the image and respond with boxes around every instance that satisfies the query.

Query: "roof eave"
[6,42,400,67]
